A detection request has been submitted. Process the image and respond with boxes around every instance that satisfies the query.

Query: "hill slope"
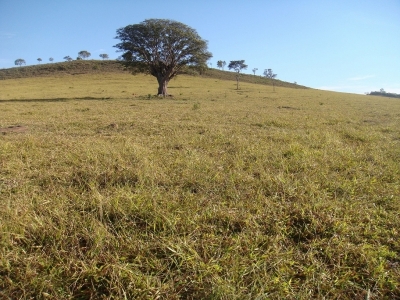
[0,60,126,79]
[0,67,399,298]
[0,60,306,89]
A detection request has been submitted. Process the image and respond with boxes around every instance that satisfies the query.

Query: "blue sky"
[1,0,399,94]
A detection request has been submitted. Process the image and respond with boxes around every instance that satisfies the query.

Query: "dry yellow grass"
[0,72,399,299]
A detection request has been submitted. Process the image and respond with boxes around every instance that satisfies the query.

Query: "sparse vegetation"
[0,66,399,299]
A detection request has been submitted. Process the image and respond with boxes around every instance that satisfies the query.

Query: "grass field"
[0,69,399,299]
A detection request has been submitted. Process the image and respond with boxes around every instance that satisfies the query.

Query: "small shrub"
[192,102,200,110]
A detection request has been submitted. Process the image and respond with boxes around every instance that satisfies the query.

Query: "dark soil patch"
[278,106,301,110]
[0,125,28,134]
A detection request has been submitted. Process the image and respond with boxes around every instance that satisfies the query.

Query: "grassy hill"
[0,71,399,298]
[0,60,127,79]
[0,60,306,90]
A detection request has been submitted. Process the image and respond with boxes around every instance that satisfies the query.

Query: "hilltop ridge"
[0,60,307,90]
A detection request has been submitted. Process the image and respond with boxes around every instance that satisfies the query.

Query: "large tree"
[228,60,248,90]
[114,19,212,96]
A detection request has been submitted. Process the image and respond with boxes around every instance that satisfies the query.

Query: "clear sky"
[1,0,399,94]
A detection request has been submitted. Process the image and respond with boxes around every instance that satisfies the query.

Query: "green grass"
[0,60,126,80]
[0,70,399,299]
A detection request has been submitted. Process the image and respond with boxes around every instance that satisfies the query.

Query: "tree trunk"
[236,74,239,90]
[157,77,169,96]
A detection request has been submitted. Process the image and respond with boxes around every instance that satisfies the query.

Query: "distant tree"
[217,60,226,70]
[14,59,26,67]
[264,68,277,91]
[99,53,109,60]
[37,58,42,64]
[264,68,277,79]
[252,68,258,75]
[368,89,400,98]
[63,56,73,62]
[78,50,91,60]
[49,57,54,63]
[114,19,212,96]
[228,60,248,90]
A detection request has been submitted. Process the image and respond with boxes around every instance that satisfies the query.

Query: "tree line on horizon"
[13,18,281,96]
[216,60,276,78]
[367,88,400,99]
[14,51,110,67]
[14,55,275,83]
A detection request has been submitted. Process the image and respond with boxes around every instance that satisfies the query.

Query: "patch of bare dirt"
[0,125,28,134]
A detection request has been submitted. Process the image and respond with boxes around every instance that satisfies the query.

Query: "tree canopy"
[78,51,91,60]
[264,69,277,79]
[99,54,109,60]
[217,60,226,70]
[114,18,212,96]
[228,60,248,73]
[14,59,26,67]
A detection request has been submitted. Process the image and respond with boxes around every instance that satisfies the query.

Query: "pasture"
[0,71,399,298]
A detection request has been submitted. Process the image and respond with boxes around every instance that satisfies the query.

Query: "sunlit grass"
[0,72,399,298]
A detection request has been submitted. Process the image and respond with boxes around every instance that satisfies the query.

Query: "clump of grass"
[192,102,200,110]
